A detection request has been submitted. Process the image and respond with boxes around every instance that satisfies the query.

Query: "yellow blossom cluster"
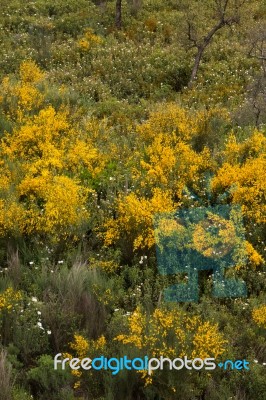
[102,104,231,252]
[89,257,119,273]
[154,209,253,273]
[92,286,114,305]
[133,103,214,195]
[0,63,105,241]
[244,241,264,268]
[0,287,22,312]
[65,334,106,389]
[69,334,90,358]
[78,28,103,51]
[115,306,227,361]
[211,132,266,224]
[0,60,45,118]
[135,103,199,143]
[192,321,227,359]
[138,134,211,194]
[192,212,238,259]
[137,369,153,387]
[19,60,46,84]
[115,307,146,349]
[103,188,176,250]
[252,305,266,329]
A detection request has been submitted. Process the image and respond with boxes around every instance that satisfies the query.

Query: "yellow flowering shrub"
[0,200,25,237]
[16,84,44,112]
[132,103,215,198]
[138,135,211,195]
[138,369,153,387]
[103,188,176,250]
[0,287,22,312]
[222,131,266,164]
[192,321,227,359]
[244,241,264,268]
[136,103,198,143]
[0,60,45,118]
[115,307,146,349]
[192,213,238,258]
[89,257,119,273]
[136,104,230,146]
[154,207,250,277]
[252,305,266,329]
[0,107,95,240]
[78,28,103,51]
[0,62,106,241]
[115,306,227,360]
[115,307,227,387]
[38,176,90,237]
[65,334,106,389]
[19,60,46,84]
[211,131,266,224]
[69,334,90,358]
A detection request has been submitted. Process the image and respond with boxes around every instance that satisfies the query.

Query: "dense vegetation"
[0,0,265,399]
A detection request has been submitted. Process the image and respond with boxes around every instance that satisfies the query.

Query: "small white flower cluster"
[254,359,266,366]
[139,255,147,264]
[31,297,51,335]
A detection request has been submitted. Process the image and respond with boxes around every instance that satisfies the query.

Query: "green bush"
[27,355,74,400]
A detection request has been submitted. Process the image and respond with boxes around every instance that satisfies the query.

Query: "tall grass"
[0,348,14,400]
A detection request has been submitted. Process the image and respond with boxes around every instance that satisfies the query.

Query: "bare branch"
[188,0,245,86]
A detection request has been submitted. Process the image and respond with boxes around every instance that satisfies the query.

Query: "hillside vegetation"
[0,1,265,399]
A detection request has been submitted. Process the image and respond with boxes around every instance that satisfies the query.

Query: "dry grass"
[0,348,14,400]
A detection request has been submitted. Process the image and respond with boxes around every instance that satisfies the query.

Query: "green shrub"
[27,355,74,400]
